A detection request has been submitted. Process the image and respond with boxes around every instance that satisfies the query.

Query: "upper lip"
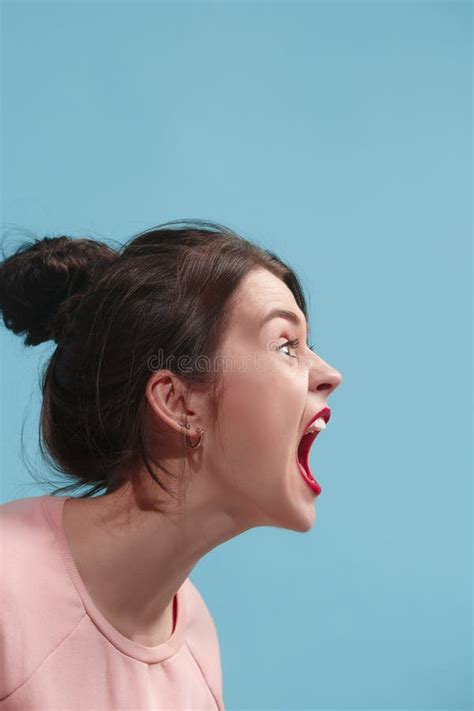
[300,407,331,439]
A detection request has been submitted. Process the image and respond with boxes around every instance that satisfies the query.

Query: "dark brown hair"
[0,219,308,511]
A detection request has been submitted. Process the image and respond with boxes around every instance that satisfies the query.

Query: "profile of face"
[148,267,343,534]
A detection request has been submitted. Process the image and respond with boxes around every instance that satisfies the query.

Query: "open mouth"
[296,430,321,495]
[295,407,330,496]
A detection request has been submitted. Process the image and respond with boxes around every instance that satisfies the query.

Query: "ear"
[145,369,202,436]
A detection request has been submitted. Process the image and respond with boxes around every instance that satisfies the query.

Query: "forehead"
[231,268,306,329]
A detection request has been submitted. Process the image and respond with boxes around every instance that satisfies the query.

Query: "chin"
[272,497,317,533]
[291,505,316,533]
[247,468,318,532]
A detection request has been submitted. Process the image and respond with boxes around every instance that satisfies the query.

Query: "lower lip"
[296,453,322,496]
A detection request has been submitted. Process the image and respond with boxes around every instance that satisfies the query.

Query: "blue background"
[1,1,471,709]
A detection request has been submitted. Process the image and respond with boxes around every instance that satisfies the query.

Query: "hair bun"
[0,234,118,346]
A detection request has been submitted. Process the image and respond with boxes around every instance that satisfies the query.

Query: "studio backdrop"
[1,2,471,710]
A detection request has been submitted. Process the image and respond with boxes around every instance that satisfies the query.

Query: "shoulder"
[0,495,54,596]
[0,496,85,701]
[185,577,217,629]
[183,577,224,709]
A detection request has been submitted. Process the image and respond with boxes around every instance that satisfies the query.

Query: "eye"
[278,338,317,358]
[278,338,300,358]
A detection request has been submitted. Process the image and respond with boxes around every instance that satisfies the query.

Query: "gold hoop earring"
[180,423,204,450]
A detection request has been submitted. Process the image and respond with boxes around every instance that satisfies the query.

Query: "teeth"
[304,417,327,435]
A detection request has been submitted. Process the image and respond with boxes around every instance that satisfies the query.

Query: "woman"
[0,219,343,710]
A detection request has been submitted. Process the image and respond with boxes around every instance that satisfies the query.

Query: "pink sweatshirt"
[0,494,225,710]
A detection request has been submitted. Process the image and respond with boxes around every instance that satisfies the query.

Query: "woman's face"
[204,268,343,533]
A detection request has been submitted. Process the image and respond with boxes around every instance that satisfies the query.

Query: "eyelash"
[279,338,316,358]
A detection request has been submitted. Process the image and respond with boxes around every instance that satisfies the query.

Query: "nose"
[308,355,343,395]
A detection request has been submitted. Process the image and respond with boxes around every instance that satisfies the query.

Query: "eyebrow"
[259,308,308,337]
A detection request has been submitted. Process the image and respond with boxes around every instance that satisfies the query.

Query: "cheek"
[216,353,306,477]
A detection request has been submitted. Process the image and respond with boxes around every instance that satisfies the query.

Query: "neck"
[62,473,251,646]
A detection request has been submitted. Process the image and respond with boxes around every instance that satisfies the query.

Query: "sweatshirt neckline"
[40,493,187,664]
